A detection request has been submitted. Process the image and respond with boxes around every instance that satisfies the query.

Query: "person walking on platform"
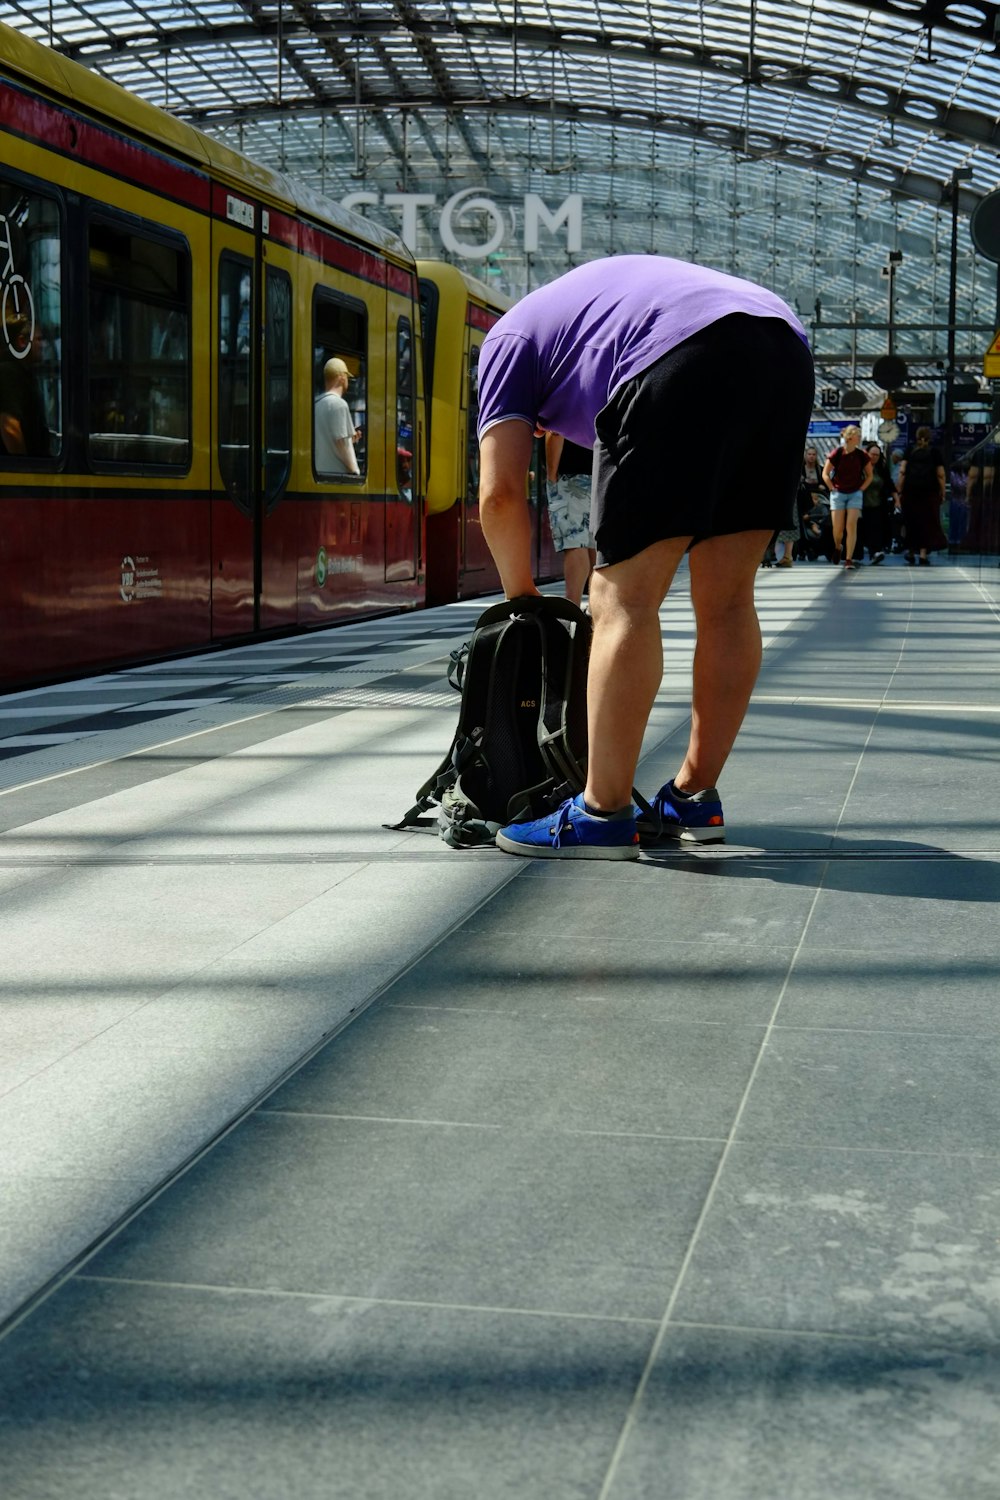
[822,425,872,569]
[860,441,895,564]
[798,445,837,563]
[898,426,947,565]
[475,254,814,860]
[544,431,596,606]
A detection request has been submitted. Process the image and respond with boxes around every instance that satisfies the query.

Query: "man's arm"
[479,420,538,599]
[334,435,360,475]
[0,412,25,455]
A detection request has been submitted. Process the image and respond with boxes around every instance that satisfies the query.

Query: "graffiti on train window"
[88,217,191,470]
[0,180,60,462]
[313,290,367,481]
[397,317,414,503]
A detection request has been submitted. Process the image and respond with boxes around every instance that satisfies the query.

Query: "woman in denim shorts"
[822,425,873,569]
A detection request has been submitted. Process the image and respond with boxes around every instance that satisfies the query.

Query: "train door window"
[87,216,190,469]
[218,254,252,511]
[417,276,438,449]
[313,289,366,481]
[264,267,291,506]
[396,316,414,502]
[0,179,61,463]
[466,344,481,505]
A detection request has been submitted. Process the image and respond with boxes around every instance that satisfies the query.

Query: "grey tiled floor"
[2,561,1000,1498]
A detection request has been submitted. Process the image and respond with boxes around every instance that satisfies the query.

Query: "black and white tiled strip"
[0,604,489,790]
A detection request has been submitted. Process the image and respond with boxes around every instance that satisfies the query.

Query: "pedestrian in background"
[544,432,596,606]
[860,441,895,565]
[898,426,947,565]
[822,425,872,569]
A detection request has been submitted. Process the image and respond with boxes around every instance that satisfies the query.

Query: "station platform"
[0,554,998,1498]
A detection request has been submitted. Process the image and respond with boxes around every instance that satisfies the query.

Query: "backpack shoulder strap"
[535,604,590,793]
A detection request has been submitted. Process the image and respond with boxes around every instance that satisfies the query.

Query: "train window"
[313,289,366,481]
[396,317,414,503]
[466,345,481,507]
[264,268,291,507]
[0,180,61,463]
[218,254,252,511]
[417,277,438,451]
[87,217,190,470]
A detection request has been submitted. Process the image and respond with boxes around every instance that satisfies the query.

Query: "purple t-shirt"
[477,255,808,450]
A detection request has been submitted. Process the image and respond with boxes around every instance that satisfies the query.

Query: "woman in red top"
[821,425,873,569]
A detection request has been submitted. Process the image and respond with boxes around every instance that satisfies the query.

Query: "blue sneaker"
[637,780,725,845]
[496,794,639,860]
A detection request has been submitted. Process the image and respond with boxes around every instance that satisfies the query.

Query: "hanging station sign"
[340,188,583,257]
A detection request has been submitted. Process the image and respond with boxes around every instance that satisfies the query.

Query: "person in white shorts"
[544,433,596,606]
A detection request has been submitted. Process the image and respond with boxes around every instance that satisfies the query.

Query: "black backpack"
[389,594,591,848]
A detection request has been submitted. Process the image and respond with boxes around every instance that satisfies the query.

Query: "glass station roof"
[5,0,1000,397]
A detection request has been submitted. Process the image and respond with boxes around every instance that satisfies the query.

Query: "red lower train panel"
[0,492,424,690]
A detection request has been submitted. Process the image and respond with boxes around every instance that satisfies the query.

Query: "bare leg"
[584,537,691,811]
[831,510,846,557]
[562,546,594,607]
[844,510,860,561]
[674,529,773,793]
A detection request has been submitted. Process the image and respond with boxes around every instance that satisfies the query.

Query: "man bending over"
[477,254,814,860]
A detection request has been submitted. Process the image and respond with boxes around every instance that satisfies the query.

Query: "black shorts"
[591,313,815,566]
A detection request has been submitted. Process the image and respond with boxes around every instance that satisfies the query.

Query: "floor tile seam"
[752,696,1000,713]
[726,1138,1000,1161]
[386,1007,1000,1043]
[452,929,817,947]
[74,1273,662,1325]
[595,879,829,1500]
[382,1006,773,1031]
[0,861,528,1346]
[664,1318,969,1347]
[259,1108,730,1145]
[769,1022,1000,1040]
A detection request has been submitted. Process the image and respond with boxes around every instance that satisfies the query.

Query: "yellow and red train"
[0,22,557,689]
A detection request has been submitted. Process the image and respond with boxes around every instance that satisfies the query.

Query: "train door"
[460,334,489,581]
[212,206,258,637]
[384,310,417,581]
[259,253,296,626]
